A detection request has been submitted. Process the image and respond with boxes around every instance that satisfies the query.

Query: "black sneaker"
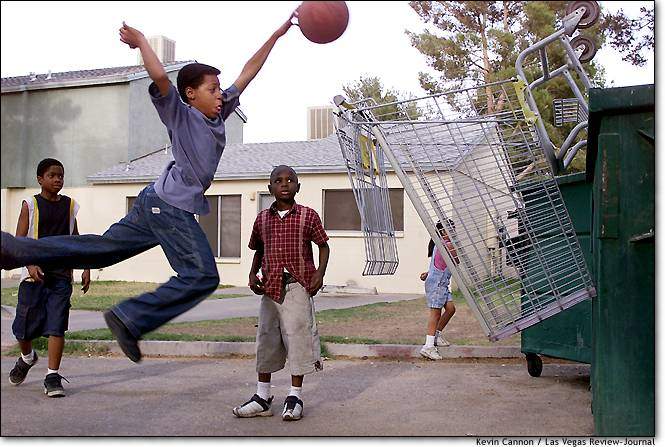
[282,395,304,421]
[104,310,142,363]
[8,352,38,385]
[44,373,68,398]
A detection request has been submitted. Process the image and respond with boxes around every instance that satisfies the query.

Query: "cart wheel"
[566,1,601,29]
[570,35,598,63]
[526,353,543,377]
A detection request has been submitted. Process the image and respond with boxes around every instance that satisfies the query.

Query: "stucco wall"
[2,72,246,189]
[1,84,130,188]
[1,172,438,294]
[126,74,175,161]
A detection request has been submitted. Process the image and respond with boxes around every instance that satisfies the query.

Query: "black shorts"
[12,277,72,340]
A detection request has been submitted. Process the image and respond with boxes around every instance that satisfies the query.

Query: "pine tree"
[405,1,612,171]
[342,75,421,121]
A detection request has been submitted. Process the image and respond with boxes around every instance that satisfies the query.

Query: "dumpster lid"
[586,84,654,180]
[556,172,587,185]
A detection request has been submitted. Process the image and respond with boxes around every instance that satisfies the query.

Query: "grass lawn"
[2,282,521,358]
[1,281,241,311]
[64,293,520,348]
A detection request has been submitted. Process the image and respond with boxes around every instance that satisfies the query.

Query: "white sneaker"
[436,333,451,347]
[420,345,442,360]
[232,394,274,418]
[282,395,304,421]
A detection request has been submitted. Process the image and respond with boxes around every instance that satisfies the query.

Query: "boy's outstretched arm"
[119,22,170,97]
[233,14,294,94]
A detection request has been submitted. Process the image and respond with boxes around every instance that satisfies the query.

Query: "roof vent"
[29,72,37,81]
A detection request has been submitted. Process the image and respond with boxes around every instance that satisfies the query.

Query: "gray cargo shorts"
[256,281,322,376]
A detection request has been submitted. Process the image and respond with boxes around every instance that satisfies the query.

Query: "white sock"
[289,386,302,399]
[256,381,271,400]
[425,335,436,348]
[21,350,35,365]
[435,330,442,344]
[47,368,59,376]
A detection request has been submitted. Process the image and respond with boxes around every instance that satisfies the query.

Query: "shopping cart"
[332,1,599,341]
[336,103,399,275]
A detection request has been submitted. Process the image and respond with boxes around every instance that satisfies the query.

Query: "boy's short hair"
[37,158,64,177]
[270,165,298,182]
[177,63,221,103]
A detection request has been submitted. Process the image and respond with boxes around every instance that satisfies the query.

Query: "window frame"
[199,194,242,261]
[257,191,273,213]
[126,196,137,214]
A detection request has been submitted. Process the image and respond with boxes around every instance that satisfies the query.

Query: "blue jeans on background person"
[424,263,453,309]
[1,184,219,338]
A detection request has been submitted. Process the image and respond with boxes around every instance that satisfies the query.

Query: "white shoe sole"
[232,408,273,418]
[282,412,302,421]
[44,388,65,397]
[420,351,442,361]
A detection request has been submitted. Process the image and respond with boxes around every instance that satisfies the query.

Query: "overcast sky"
[1,1,655,144]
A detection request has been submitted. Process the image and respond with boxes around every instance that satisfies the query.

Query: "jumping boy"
[233,165,329,421]
[8,158,91,397]
[1,16,294,362]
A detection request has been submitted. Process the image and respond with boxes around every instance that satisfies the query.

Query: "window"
[127,196,137,213]
[258,192,273,212]
[323,189,404,231]
[199,195,242,258]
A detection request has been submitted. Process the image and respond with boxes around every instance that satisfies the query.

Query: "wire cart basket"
[333,1,599,341]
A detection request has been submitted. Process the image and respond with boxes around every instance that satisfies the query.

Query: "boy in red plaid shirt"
[233,165,330,421]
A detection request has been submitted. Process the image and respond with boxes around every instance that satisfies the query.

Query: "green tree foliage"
[603,5,654,67]
[406,1,616,172]
[342,75,421,121]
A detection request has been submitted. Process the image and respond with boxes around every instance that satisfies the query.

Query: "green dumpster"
[520,172,593,377]
[586,84,654,436]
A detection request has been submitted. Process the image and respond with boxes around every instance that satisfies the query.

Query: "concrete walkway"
[4,290,422,330]
[0,356,593,436]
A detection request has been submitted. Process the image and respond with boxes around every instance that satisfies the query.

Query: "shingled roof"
[87,134,347,184]
[1,61,193,92]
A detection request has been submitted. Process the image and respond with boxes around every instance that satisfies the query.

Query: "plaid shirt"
[249,202,329,302]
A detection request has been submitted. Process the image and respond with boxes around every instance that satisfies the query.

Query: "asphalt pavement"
[0,278,593,437]
[0,356,593,436]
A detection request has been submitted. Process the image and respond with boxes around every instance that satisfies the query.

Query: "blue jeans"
[425,258,453,309]
[1,184,219,337]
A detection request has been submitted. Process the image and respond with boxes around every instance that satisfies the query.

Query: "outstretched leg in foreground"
[1,188,158,271]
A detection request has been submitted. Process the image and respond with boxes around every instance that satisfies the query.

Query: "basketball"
[296,1,349,44]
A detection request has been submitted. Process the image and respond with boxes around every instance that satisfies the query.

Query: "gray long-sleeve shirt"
[149,82,240,215]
